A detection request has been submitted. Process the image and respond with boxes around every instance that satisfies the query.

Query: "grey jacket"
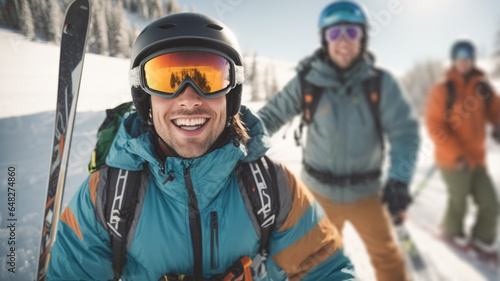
[258,52,420,204]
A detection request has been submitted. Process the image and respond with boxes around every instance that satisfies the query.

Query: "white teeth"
[173,118,207,127]
[181,126,198,131]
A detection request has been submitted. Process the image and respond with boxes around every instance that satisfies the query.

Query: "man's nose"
[338,35,350,45]
[177,85,202,109]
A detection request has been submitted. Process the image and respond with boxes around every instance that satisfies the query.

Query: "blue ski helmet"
[318,1,369,56]
[319,1,368,29]
[451,40,475,60]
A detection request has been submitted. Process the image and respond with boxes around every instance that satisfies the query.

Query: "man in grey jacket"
[258,1,419,280]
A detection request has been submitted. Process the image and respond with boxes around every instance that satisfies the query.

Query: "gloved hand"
[493,125,500,144]
[382,179,412,223]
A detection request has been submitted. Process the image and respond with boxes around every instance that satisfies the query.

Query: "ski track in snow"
[1,28,500,281]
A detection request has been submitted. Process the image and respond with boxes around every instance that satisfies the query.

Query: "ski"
[412,218,500,278]
[395,224,440,281]
[36,1,91,280]
[412,165,437,199]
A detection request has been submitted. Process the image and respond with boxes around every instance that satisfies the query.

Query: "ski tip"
[68,0,90,11]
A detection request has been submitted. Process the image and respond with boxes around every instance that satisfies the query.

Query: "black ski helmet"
[129,13,244,124]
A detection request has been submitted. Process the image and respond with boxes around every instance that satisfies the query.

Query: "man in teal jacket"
[47,13,355,281]
[258,2,419,281]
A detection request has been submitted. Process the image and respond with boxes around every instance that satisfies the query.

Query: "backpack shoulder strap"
[362,68,384,150]
[299,63,324,125]
[475,80,494,114]
[294,62,324,146]
[444,80,457,114]
[94,165,148,281]
[236,156,280,279]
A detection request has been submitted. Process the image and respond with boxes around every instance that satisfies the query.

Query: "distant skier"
[257,1,419,280]
[425,40,500,263]
[46,13,356,280]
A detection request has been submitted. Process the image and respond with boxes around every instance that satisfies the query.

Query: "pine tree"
[88,0,109,55]
[19,0,35,40]
[166,0,181,15]
[45,0,62,44]
[149,0,165,20]
[129,0,138,13]
[129,23,140,50]
[122,0,131,10]
[242,48,251,86]
[0,0,19,28]
[29,0,47,39]
[137,0,149,19]
[107,1,130,57]
[268,64,280,100]
[0,3,5,26]
[250,53,260,101]
[263,64,270,99]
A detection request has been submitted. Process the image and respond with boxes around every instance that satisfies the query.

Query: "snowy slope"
[1,28,500,281]
[0,29,131,119]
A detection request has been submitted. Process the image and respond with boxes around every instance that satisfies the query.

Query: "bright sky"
[179,0,500,74]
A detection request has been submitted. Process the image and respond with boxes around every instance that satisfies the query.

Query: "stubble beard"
[155,108,226,158]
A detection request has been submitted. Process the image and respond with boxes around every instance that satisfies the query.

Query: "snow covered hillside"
[1,28,500,281]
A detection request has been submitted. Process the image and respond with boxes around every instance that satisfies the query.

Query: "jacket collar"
[446,68,485,88]
[301,50,374,93]
[106,107,268,203]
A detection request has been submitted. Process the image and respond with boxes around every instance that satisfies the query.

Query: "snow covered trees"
[107,1,130,57]
[0,0,196,58]
[244,52,281,101]
[402,60,444,114]
[45,0,62,44]
[19,0,35,40]
[88,0,109,56]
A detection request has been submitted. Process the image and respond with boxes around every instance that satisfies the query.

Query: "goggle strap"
[129,66,141,88]
[235,65,245,85]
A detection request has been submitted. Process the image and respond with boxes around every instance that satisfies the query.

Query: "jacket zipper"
[354,97,366,126]
[184,166,203,281]
[210,211,219,270]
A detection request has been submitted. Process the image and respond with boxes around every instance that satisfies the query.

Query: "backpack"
[444,79,494,114]
[88,102,134,173]
[294,62,385,150]
[88,103,280,281]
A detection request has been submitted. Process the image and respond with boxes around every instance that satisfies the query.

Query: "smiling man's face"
[151,85,227,158]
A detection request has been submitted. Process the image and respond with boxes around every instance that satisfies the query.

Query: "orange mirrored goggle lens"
[144,51,232,95]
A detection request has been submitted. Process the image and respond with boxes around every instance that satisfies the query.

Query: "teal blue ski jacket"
[47,107,356,280]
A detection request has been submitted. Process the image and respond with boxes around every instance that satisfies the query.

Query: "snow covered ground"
[1,28,500,281]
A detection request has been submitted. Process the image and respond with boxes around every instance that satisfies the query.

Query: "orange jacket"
[425,68,500,169]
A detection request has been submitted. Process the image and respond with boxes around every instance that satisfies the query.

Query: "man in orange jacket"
[426,40,500,262]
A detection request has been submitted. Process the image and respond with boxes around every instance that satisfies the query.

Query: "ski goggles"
[129,48,244,99]
[325,25,362,42]
[453,48,473,60]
